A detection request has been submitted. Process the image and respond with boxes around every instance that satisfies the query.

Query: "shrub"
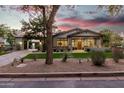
[42,43,46,52]
[35,44,40,50]
[105,49,112,52]
[20,58,24,63]
[112,47,124,63]
[62,52,68,62]
[91,51,106,66]
[86,48,90,52]
[16,44,21,50]
[86,48,111,53]
[33,55,37,61]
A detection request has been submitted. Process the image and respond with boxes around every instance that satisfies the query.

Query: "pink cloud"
[56,18,103,30]
[105,21,124,26]
[56,17,124,31]
[57,25,74,31]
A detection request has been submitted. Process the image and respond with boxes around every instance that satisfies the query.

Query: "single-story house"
[13,28,103,51]
[53,28,102,51]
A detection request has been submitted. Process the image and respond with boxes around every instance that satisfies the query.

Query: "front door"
[77,41,82,49]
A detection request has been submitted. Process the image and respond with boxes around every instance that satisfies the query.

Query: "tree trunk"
[45,5,60,64]
[46,26,53,64]
[42,6,47,52]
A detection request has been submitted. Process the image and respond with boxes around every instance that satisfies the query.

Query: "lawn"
[24,52,112,59]
[0,51,6,56]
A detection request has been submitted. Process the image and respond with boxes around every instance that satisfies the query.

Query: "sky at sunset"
[0,5,124,33]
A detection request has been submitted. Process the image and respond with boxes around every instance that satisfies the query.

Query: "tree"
[21,15,47,51]
[100,29,112,47]
[110,32,123,46]
[100,29,123,47]
[45,6,60,64]
[21,15,45,38]
[20,5,60,64]
[0,24,15,48]
[122,39,124,47]
[99,5,123,16]
[0,24,9,37]
[6,31,15,48]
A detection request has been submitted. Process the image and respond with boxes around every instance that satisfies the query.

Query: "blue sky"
[0,7,29,29]
[55,5,124,33]
[0,5,124,33]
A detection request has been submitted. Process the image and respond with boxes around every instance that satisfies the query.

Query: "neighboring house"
[0,37,10,49]
[12,28,103,51]
[0,37,5,48]
[12,30,25,50]
[53,28,102,50]
[120,32,124,46]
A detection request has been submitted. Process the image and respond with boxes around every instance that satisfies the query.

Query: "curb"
[0,71,124,78]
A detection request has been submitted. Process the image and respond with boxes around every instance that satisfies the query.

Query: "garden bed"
[0,58,124,73]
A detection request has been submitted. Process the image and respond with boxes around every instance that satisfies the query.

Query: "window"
[57,39,67,47]
[72,40,75,47]
[72,39,78,48]
[84,39,95,47]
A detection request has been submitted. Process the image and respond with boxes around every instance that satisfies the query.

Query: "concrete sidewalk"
[0,50,31,67]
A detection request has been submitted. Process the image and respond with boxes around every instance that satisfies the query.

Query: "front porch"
[26,39,42,51]
[53,28,103,51]
[55,37,102,51]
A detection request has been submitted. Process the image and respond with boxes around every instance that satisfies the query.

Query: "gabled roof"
[53,28,102,37]
[12,28,102,38]
[68,29,102,37]
[53,28,78,37]
[12,31,25,38]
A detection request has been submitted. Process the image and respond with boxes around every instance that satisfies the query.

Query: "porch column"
[99,38,102,48]
[96,38,102,48]
[19,39,24,50]
[68,38,72,51]
[27,40,29,49]
[22,40,24,50]
[32,43,35,49]
[96,39,99,48]
[39,41,42,51]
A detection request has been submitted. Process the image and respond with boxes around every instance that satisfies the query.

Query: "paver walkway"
[0,50,31,67]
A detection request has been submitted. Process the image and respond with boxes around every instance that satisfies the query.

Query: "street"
[0,77,124,88]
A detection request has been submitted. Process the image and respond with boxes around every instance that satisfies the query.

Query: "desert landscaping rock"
[16,64,27,68]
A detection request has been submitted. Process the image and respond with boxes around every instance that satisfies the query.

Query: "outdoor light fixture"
[39,42,42,45]
[19,42,22,45]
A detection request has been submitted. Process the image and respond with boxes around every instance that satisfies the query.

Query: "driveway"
[0,50,31,67]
